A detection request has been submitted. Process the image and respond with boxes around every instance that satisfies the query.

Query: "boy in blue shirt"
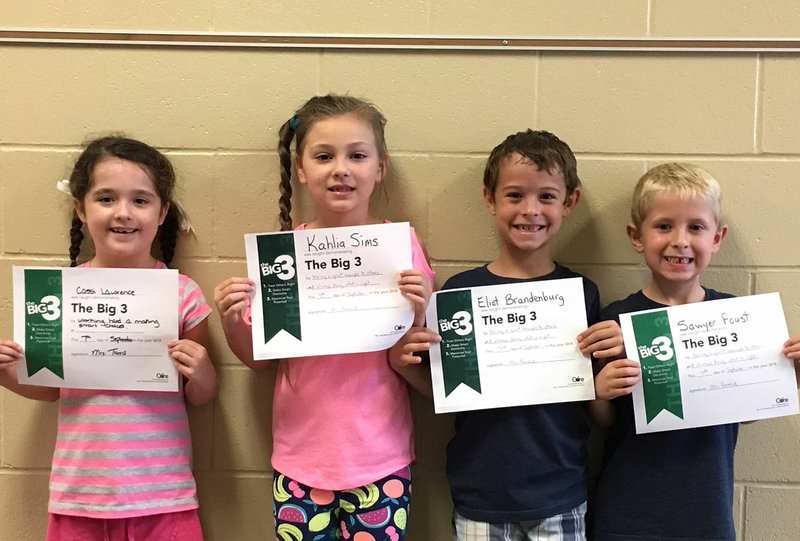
[590,163,737,540]
[440,130,623,540]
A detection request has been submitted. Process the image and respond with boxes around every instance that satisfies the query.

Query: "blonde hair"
[631,163,722,227]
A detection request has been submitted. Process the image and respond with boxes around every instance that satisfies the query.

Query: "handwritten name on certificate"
[620,293,799,433]
[426,277,594,413]
[13,267,179,392]
[245,222,414,360]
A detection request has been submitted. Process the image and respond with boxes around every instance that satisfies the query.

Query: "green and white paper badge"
[426,277,594,413]
[13,267,179,391]
[620,292,799,433]
[434,289,482,398]
[245,222,414,360]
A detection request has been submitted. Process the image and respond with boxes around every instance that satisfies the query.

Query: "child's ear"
[295,156,307,185]
[159,201,170,226]
[73,198,86,223]
[711,224,728,253]
[562,187,581,215]
[376,157,388,184]
[627,222,645,253]
[483,187,496,215]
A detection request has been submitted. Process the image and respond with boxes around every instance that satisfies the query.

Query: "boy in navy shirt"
[440,130,623,540]
[590,163,738,540]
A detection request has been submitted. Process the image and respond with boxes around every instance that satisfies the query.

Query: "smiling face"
[296,113,386,227]
[485,153,579,261]
[74,157,168,268]
[628,192,726,295]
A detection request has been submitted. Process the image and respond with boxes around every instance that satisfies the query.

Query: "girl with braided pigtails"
[214,95,438,541]
[0,136,218,541]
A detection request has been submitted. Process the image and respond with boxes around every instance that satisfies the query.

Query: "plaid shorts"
[454,502,586,541]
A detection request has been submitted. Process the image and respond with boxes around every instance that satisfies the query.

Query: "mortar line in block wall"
[4,30,800,52]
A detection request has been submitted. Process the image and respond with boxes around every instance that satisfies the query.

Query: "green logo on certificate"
[256,233,302,342]
[23,269,64,379]
[632,310,684,423]
[437,290,481,396]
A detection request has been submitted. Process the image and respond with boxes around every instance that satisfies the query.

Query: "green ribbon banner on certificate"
[23,269,64,379]
[437,290,481,396]
[256,233,302,343]
[632,310,684,423]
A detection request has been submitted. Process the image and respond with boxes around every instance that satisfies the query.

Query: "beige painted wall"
[2,2,800,540]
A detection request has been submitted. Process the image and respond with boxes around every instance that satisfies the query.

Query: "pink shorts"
[46,509,203,541]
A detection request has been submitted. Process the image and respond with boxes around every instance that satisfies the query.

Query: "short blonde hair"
[631,163,722,227]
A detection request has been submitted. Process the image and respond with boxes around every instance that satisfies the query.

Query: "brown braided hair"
[67,136,181,267]
[277,94,388,231]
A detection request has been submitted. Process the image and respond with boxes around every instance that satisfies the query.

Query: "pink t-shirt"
[270,225,435,489]
[49,261,211,518]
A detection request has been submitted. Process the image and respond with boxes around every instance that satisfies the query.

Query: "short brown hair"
[483,130,579,198]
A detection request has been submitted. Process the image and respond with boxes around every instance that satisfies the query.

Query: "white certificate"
[620,293,799,433]
[245,222,414,360]
[426,277,594,413]
[13,267,179,392]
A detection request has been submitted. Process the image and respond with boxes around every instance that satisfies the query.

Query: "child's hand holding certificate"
[620,292,799,433]
[427,277,595,413]
[14,266,180,392]
[245,222,415,360]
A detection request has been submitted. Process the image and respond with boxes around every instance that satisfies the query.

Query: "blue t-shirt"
[443,263,601,522]
[590,289,738,541]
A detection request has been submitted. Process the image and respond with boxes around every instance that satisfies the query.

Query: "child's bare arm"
[398,269,433,327]
[214,277,272,371]
[0,340,60,402]
[590,359,641,427]
[171,319,219,406]
[589,399,615,428]
[389,327,441,398]
[391,266,436,397]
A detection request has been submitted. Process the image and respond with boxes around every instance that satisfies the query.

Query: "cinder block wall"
[2,2,800,539]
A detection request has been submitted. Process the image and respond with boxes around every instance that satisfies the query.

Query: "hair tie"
[170,198,195,235]
[289,115,299,132]
[56,178,72,196]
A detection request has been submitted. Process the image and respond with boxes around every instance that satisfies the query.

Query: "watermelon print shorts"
[273,466,412,541]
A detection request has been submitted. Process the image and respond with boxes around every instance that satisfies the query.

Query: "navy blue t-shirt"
[443,263,601,522]
[591,289,738,541]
